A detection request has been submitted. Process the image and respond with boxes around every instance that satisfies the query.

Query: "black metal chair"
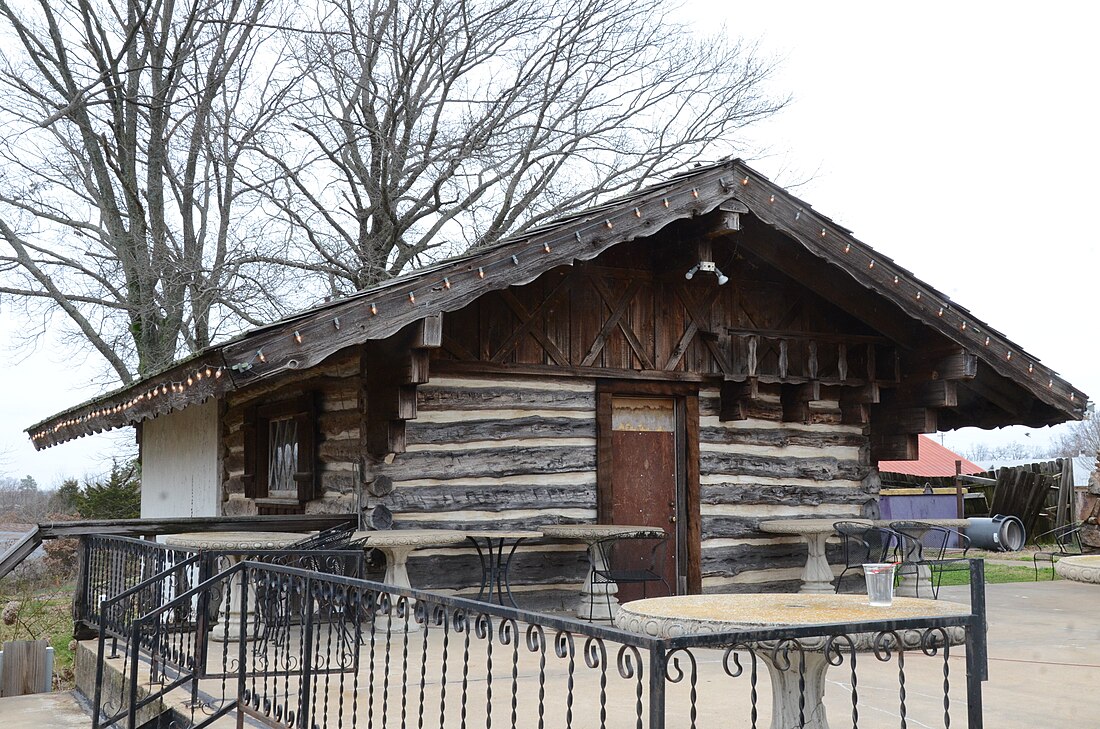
[1032,521,1088,580]
[832,521,899,593]
[890,521,970,598]
[589,535,671,620]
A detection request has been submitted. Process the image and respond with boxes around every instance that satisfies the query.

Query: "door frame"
[595,380,701,594]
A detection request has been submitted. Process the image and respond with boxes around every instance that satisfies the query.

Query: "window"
[242,393,318,507]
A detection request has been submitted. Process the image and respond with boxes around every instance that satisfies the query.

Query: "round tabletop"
[461,530,543,540]
[1054,554,1100,584]
[615,593,970,649]
[759,518,971,535]
[162,531,306,551]
[351,529,468,548]
[758,519,865,535]
[540,524,665,540]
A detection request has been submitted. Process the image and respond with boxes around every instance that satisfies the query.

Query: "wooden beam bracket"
[719,377,759,421]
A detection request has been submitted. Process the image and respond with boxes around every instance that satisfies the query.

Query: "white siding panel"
[141,399,219,518]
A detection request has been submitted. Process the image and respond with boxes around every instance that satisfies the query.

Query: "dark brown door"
[606,396,680,599]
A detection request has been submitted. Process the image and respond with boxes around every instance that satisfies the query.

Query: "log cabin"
[25,160,1087,605]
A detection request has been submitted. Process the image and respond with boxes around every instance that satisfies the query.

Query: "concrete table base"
[353,529,467,633]
[798,533,839,594]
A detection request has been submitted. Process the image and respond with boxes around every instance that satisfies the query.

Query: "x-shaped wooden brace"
[490,271,575,366]
[580,276,655,369]
[662,284,732,374]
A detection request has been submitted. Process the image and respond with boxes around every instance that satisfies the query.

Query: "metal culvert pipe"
[966,515,1026,551]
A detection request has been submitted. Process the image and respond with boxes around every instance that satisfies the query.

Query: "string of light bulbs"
[33,165,1083,445]
[31,364,227,443]
[243,170,1081,408]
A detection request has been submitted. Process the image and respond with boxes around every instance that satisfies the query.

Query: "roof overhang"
[26,160,1087,449]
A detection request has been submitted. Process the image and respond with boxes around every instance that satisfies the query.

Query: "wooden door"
[597,385,700,597]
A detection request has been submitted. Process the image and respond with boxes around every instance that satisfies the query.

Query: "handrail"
[41,513,357,539]
[0,526,42,581]
[1,515,357,584]
[90,551,989,729]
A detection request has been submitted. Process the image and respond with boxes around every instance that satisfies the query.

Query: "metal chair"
[890,521,970,598]
[832,521,899,593]
[589,535,670,620]
[1032,521,1088,580]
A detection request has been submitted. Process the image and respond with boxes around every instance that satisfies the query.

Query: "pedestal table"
[616,593,968,729]
[540,523,665,621]
[162,531,305,642]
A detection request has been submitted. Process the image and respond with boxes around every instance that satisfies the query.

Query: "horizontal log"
[318,438,366,463]
[320,471,357,494]
[700,514,861,540]
[318,409,360,435]
[701,399,783,421]
[383,483,595,513]
[700,451,868,482]
[379,446,597,482]
[406,549,588,591]
[406,416,595,445]
[224,476,245,495]
[224,453,244,474]
[701,578,801,595]
[700,484,873,507]
[699,426,865,450]
[391,514,588,532]
[417,385,595,412]
[701,542,808,578]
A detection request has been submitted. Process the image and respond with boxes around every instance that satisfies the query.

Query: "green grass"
[937,561,1053,586]
[0,580,78,689]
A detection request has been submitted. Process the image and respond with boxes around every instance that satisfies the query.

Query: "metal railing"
[86,536,364,729]
[88,555,988,729]
[79,536,196,628]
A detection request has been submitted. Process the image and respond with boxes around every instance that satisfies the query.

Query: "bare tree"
[962,441,1043,463]
[0,0,298,381]
[259,0,787,291]
[1047,404,1100,458]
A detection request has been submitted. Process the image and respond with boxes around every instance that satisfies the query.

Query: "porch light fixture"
[684,260,729,285]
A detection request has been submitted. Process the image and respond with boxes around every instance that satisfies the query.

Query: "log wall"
[696,386,877,593]
[370,374,597,607]
[361,373,876,602]
[220,352,362,517]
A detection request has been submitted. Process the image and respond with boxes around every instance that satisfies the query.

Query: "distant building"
[878,435,983,479]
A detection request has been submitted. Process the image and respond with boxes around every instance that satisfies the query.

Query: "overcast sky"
[2,1,1096,486]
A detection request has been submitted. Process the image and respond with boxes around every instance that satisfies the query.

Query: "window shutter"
[294,394,317,502]
[241,405,259,498]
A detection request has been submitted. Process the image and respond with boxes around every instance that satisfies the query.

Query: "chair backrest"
[593,535,666,575]
[1053,521,1085,552]
[890,521,950,560]
[833,522,898,565]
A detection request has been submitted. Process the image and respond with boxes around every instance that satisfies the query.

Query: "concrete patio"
[2,576,1097,728]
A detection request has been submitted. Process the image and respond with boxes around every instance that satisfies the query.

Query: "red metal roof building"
[878,435,983,477]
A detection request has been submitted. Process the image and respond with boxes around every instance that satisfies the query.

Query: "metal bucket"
[966,515,1026,551]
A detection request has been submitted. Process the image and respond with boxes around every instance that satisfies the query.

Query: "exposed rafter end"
[870,433,919,461]
[780,382,819,424]
[704,200,750,238]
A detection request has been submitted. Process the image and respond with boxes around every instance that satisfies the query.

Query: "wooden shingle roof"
[27,159,1087,448]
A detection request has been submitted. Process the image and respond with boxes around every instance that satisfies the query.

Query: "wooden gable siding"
[434,238,889,385]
